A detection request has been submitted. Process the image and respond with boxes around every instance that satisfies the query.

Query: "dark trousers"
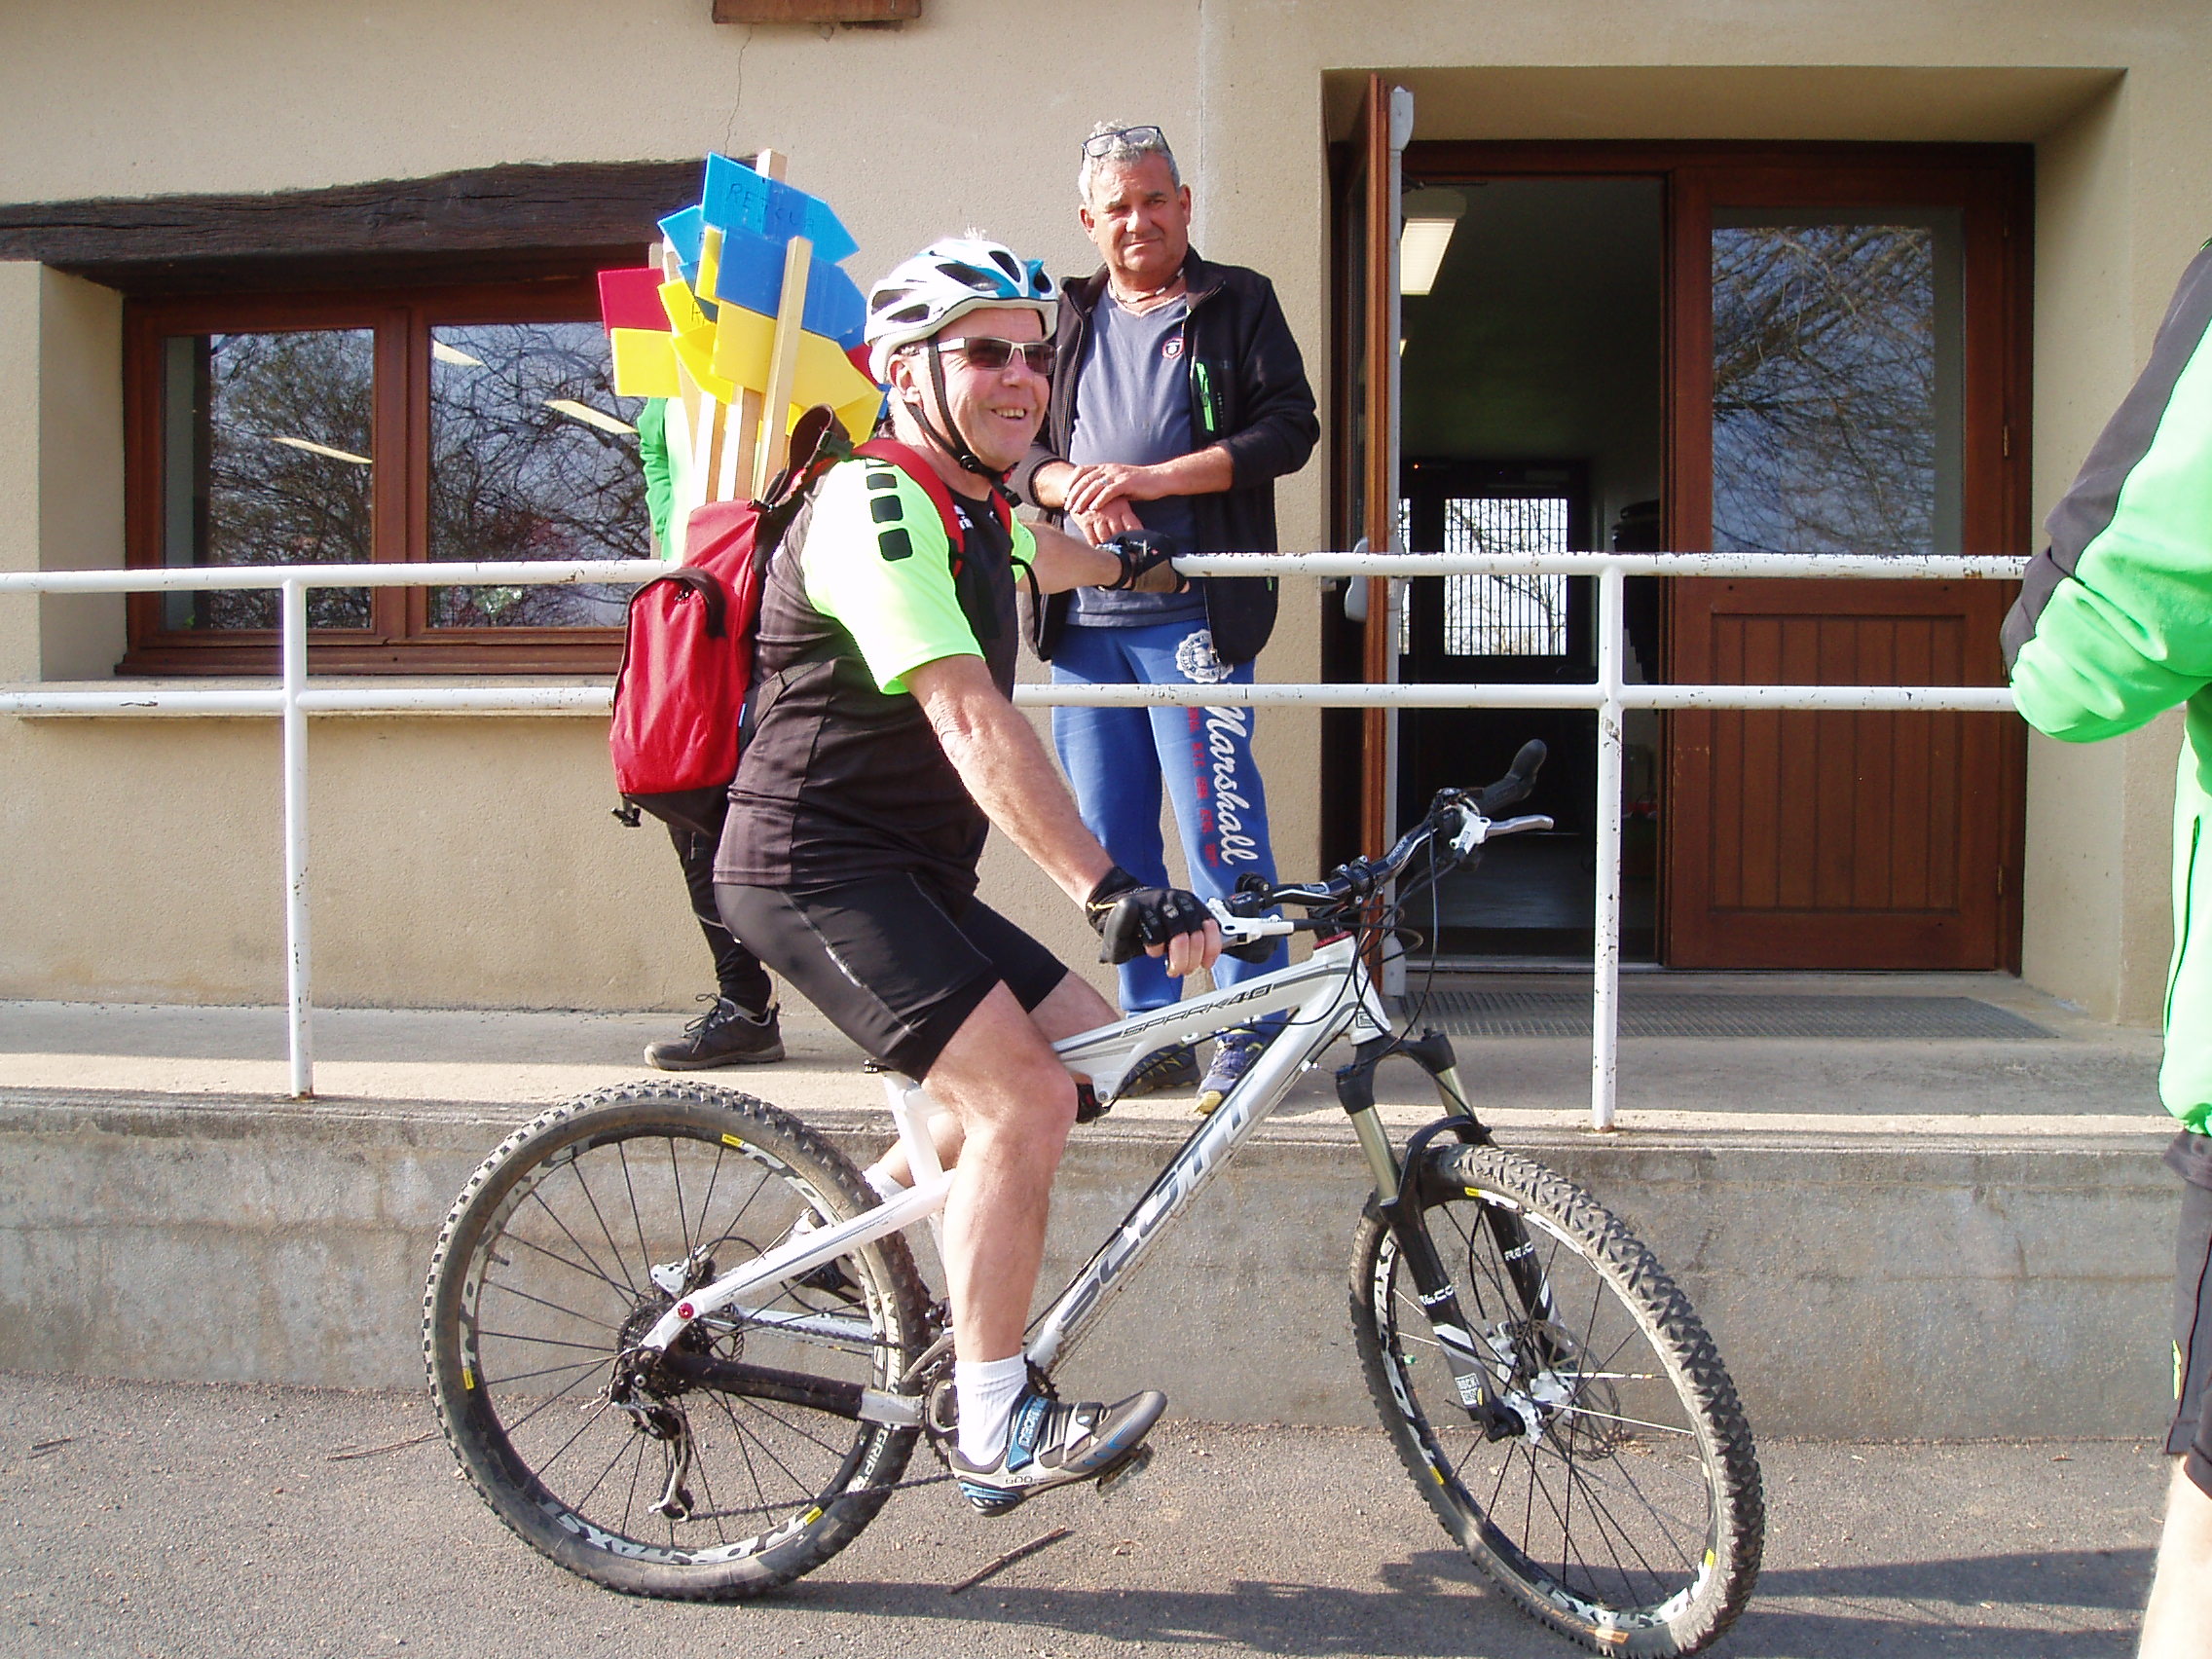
[668,821,773,1013]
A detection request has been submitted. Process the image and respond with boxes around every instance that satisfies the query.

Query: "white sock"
[955,1353,1031,1465]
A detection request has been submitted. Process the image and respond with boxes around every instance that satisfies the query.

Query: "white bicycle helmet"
[865,237,1058,381]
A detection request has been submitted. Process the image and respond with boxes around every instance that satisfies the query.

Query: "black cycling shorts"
[717,873,1069,1082]
[2166,1131,2212,1496]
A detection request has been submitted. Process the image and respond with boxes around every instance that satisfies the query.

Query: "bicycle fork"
[1337,1031,1528,1443]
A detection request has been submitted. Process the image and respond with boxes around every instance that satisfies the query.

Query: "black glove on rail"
[1101,532,1188,594]
[1086,865,1212,966]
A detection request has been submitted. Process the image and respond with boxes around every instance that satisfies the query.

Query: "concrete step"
[0,1072,2181,1440]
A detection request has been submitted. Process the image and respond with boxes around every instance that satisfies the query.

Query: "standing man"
[630,395,784,1070]
[717,238,1217,1512]
[2003,243,2212,1658]
[1012,122,1319,1114]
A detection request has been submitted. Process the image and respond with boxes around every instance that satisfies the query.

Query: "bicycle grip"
[1475,739,1548,816]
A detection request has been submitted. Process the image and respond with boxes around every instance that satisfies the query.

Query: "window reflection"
[160,329,375,630]
[1711,212,1963,557]
[427,322,645,628]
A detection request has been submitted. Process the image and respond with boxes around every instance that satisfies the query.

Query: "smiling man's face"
[1080,154,1192,291]
[893,306,1050,479]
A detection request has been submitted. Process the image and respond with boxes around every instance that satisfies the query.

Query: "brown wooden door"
[1663,157,2030,970]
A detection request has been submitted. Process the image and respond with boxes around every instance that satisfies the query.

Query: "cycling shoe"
[948,1386,1166,1516]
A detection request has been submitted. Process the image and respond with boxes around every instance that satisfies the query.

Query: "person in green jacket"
[629,396,784,1069]
[2004,243,2212,1658]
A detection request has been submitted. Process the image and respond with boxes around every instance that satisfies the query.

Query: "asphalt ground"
[0,1373,2168,1658]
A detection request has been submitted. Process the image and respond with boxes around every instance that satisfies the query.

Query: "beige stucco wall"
[2,0,2208,1017]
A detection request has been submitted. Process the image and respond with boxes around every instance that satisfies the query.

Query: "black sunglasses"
[933,337,1057,376]
[1082,124,1166,159]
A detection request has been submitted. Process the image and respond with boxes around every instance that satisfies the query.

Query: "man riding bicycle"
[714,237,1222,1513]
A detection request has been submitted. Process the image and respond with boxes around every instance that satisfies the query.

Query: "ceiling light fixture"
[1399,188,1468,297]
[544,398,637,436]
[431,342,486,368]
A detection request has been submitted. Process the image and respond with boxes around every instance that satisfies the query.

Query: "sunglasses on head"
[933,337,1056,375]
[1082,124,1166,158]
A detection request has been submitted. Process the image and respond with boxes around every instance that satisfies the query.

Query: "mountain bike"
[422,741,1764,1655]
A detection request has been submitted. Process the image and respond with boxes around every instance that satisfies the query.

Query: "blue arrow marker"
[657,204,706,288]
[701,154,860,267]
[708,224,868,349]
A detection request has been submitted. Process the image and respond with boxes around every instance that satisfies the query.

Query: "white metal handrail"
[1,552,2026,1120]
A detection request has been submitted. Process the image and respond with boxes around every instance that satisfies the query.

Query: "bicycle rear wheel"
[424,1081,930,1599]
[1350,1143,1762,1655]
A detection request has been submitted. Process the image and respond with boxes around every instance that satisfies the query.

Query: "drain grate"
[1419,991,2053,1041]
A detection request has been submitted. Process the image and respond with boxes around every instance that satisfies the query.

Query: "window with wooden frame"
[124,276,646,673]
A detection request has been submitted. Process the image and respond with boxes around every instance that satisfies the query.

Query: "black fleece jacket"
[1009,249,1318,666]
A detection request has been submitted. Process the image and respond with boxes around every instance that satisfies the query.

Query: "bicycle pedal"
[1093,1441,1155,1495]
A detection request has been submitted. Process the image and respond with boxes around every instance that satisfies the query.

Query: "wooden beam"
[713,0,920,21]
[0,161,705,283]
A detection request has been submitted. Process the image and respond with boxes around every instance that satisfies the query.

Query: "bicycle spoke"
[690,1144,733,1270]
[476,1354,613,1390]
[522,1188,633,1303]
[731,1392,860,1462]
[616,1141,654,1271]
[476,1282,621,1334]
[1545,1399,1697,1438]
[506,1380,623,1451]
[569,1159,642,1297]
[726,1400,830,1499]
[724,1396,776,1523]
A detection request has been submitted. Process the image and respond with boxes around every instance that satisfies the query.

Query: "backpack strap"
[855,437,978,554]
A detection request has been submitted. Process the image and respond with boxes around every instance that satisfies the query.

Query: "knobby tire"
[423,1081,930,1599]
[1350,1143,1763,1655]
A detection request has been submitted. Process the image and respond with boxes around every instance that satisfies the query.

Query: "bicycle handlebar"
[1212,740,1553,940]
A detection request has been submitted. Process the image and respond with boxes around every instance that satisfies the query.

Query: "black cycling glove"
[1085,865,1212,965]
[1100,532,1188,594]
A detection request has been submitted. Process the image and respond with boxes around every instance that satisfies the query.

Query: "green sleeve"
[799,461,981,696]
[638,399,675,558]
[2009,251,2212,740]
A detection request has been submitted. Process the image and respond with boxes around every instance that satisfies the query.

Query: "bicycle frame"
[639,802,1555,1433]
[636,930,1400,1375]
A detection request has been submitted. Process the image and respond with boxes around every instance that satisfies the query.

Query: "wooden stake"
[732,149,794,500]
[753,233,812,498]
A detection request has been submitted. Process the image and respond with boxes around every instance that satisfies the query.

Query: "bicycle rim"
[1353,1144,1762,1655]
[424,1084,926,1597]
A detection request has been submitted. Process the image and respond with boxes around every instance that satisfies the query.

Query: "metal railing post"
[280,578,313,1099]
[1591,565,1626,1132]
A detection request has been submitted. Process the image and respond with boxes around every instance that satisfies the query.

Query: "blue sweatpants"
[1051,618,1286,1014]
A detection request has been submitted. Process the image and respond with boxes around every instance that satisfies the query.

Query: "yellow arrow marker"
[609,328,680,398]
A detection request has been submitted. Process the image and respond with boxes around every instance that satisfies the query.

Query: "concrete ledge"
[0,1087,2179,1439]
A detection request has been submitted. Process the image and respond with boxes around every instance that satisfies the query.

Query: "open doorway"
[1395,178,1664,961]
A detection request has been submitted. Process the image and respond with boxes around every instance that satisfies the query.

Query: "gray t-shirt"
[1067,295,1207,626]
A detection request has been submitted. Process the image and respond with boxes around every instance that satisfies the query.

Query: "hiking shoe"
[948,1386,1167,1516]
[1195,1030,1266,1116]
[645,996,784,1070]
[1117,1043,1198,1098]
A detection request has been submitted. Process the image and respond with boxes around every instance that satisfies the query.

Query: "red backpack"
[609,407,998,839]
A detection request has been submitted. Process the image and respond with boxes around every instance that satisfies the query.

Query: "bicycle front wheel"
[1350,1143,1763,1655]
[423,1081,930,1599]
